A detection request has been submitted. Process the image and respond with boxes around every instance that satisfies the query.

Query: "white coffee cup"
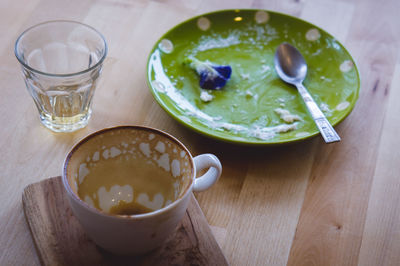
[62,126,222,255]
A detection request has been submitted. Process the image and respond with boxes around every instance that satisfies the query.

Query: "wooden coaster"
[22,176,228,266]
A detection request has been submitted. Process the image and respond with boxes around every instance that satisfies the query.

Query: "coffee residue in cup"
[109,200,154,215]
[78,152,177,215]
[72,131,192,216]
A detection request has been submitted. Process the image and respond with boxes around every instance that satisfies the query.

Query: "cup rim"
[62,125,195,220]
[14,20,108,77]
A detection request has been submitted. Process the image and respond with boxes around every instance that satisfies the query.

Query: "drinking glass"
[15,20,107,132]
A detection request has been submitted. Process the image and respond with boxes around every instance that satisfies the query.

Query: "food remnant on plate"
[247,91,259,100]
[274,123,297,133]
[320,76,332,83]
[245,90,254,98]
[320,102,331,112]
[250,123,298,140]
[296,132,309,138]
[274,108,301,123]
[184,56,232,90]
[240,73,250,80]
[200,90,214,102]
[261,64,271,73]
[155,50,298,140]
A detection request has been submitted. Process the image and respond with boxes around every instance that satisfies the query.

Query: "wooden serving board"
[22,176,228,266]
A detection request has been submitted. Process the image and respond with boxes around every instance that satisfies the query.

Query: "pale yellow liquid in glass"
[30,82,96,131]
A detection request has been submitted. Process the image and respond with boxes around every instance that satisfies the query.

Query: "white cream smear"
[97,185,133,212]
[139,143,151,157]
[274,108,301,123]
[109,147,121,158]
[78,163,89,184]
[137,193,164,211]
[157,153,170,171]
[200,91,214,102]
[171,159,180,177]
[92,151,100,161]
[155,141,166,153]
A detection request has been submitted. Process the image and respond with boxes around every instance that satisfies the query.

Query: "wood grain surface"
[1,0,400,265]
[22,177,227,266]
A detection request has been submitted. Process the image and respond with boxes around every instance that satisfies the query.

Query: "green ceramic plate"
[147,9,360,145]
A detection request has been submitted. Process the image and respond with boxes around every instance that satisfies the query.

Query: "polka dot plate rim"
[146,9,360,145]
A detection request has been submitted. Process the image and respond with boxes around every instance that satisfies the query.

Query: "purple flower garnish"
[184,56,232,90]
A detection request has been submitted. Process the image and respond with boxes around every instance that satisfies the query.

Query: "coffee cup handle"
[192,154,222,192]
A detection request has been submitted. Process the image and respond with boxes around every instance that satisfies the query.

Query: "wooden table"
[1,0,399,265]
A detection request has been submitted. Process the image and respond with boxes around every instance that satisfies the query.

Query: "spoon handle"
[296,83,341,143]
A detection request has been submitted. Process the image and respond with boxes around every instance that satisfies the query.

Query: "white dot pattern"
[305,28,321,41]
[340,60,353,72]
[254,11,269,24]
[197,17,211,31]
[159,39,174,54]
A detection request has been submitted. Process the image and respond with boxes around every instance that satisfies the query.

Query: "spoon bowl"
[274,43,308,84]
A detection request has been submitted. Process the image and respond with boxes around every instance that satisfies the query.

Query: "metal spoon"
[274,43,341,143]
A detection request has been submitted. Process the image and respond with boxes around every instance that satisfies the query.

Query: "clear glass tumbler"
[15,21,107,132]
